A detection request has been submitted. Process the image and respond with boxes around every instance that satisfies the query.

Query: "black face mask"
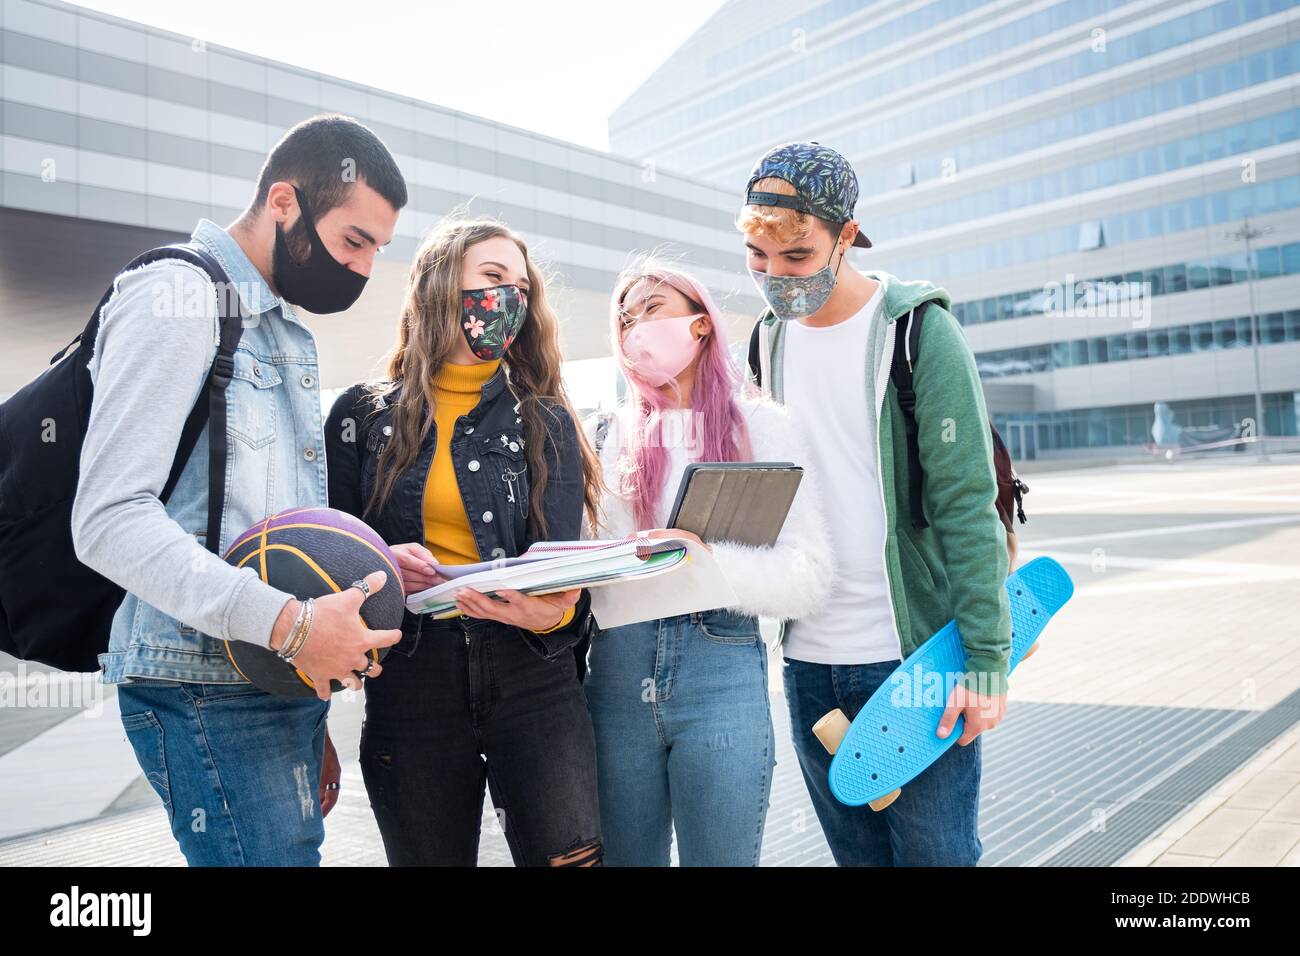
[271,185,368,314]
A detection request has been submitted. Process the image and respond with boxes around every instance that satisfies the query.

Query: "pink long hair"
[610,262,754,531]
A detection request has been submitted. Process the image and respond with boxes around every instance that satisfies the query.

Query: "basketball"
[223,506,405,697]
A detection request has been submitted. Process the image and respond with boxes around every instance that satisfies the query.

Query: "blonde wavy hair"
[735,176,837,244]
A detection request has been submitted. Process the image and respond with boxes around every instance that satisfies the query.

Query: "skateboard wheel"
[813,709,850,755]
[869,789,901,812]
[1022,640,1041,661]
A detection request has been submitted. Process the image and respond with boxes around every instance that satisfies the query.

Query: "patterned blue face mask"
[749,244,844,321]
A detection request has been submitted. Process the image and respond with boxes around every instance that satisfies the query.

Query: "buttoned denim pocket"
[227,349,280,449]
[699,609,761,645]
[121,709,174,825]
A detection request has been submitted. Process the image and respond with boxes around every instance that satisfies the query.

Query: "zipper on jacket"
[874,315,904,658]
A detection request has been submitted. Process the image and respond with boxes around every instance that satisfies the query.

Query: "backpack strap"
[91,243,242,555]
[891,303,929,530]
[201,302,243,555]
[893,301,1028,532]
[746,314,775,394]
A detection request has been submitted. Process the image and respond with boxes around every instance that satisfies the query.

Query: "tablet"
[665,461,803,548]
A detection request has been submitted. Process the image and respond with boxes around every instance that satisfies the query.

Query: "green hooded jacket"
[754,270,1013,695]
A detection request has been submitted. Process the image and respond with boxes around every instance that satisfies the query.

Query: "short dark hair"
[252,114,408,217]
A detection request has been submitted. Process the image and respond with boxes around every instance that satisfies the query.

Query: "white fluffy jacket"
[582,397,832,622]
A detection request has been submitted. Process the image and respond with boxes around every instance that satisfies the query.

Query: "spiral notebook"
[404,536,733,624]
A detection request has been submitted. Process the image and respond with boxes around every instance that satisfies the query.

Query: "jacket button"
[482,511,493,523]
[382,425,393,436]
[468,460,480,472]
[252,365,261,377]
[509,442,519,452]
[465,426,474,434]
[304,448,317,461]
[301,374,315,388]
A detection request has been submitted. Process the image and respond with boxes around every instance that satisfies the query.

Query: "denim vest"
[99,219,327,684]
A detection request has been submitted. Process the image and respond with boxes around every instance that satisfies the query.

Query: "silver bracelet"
[276,605,302,661]
[278,598,314,662]
[274,600,304,660]
[289,598,315,661]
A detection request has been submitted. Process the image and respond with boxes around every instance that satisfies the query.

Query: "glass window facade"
[643,0,1289,174]
[856,40,1300,195]
[892,176,1300,279]
[993,391,1299,452]
[701,0,991,80]
[952,241,1300,326]
[620,0,1092,152]
[868,108,1300,242]
[616,0,1300,460]
[975,311,1300,378]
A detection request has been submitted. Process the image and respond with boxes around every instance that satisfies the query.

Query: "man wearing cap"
[739,141,1011,866]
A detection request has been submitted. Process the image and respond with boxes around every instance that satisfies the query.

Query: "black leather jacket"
[324,364,594,662]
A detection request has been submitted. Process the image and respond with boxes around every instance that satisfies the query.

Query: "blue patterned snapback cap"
[745,141,872,248]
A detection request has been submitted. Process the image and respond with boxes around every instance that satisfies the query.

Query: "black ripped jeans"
[359,614,602,866]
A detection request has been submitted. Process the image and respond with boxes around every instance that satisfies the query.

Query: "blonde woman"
[325,216,604,866]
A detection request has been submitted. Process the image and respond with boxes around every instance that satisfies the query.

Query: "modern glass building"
[0,0,763,408]
[612,0,1300,458]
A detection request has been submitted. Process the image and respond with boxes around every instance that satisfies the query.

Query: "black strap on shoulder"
[90,243,242,554]
[747,318,763,388]
[202,304,243,555]
[890,302,930,530]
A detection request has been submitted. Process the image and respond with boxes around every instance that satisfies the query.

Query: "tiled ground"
[1120,721,1300,866]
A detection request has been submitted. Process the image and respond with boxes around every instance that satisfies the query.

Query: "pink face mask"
[622,312,704,387]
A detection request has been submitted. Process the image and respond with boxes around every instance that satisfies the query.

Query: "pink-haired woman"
[581,262,831,866]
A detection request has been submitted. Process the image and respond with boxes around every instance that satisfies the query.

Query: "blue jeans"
[117,680,329,866]
[584,609,776,866]
[782,657,982,866]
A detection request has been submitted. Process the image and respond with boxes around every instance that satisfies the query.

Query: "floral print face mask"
[461,284,527,360]
[749,245,843,322]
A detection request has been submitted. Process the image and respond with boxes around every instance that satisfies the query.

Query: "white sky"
[69,0,726,151]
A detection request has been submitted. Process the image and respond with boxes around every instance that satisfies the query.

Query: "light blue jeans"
[583,608,775,866]
[117,679,329,866]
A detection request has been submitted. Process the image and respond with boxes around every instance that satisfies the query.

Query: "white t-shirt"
[780,285,900,665]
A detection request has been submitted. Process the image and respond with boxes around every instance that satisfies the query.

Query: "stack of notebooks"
[404,460,801,628]
[404,537,696,620]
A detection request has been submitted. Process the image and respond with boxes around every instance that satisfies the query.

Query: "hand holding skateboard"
[812,556,1073,811]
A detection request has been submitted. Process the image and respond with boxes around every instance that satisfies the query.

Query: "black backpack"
[746,302,1028,533]
[0,244,243,671]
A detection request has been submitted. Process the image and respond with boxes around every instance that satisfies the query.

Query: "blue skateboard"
[812,556,1074,809]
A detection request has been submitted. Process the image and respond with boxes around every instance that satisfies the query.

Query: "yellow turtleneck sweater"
[422,358,573,634]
